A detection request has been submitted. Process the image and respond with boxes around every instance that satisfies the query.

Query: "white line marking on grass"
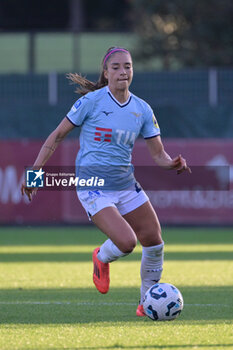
[0,301,137,306]
[0,301,230,307]
[185,303,230,307]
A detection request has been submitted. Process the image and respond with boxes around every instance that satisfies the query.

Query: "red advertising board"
[0,139,232,224]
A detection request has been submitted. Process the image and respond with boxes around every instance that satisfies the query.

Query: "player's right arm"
[21,117,75,201]
[31,117,75,169]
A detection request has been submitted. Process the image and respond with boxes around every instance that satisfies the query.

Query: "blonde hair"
[67,47,130,96]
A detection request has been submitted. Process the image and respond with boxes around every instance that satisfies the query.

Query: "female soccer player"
[21,47,191,316]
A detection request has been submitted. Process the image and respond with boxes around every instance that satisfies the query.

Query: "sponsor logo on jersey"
[72,99,82,112]
[116,129,136,145]
[94,127,136,145]
[153,114,159,129]
[102,111,113,116]
[94,127,112,142]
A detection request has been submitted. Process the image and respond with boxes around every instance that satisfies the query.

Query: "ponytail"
[67,71,107,96]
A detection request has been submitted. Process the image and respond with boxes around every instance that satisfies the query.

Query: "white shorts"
[77,183,149,219]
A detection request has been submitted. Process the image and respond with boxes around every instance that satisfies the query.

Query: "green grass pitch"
[0,226,232,350]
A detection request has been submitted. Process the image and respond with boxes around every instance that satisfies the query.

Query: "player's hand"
[21,183,38,202]
[170,155,192,175]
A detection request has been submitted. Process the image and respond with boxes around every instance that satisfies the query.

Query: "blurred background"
[0,0,233,225]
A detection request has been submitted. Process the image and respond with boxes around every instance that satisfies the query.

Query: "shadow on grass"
[0,250,232,262]
[0,286,232,324]
[0,227,233,246]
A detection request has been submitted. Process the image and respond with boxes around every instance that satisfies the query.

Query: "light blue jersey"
[66,86,160,190]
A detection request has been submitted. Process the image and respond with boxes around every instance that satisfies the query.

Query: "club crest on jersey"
[131,112,142,118]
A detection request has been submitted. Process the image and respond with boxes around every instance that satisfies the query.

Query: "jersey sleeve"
[140,104,161,139]
[66,95,93,127]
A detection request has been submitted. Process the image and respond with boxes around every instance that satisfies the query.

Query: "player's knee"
[138,227,163,246]
[119,237,137,254]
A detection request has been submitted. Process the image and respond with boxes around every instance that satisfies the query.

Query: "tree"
[131,0,233,68]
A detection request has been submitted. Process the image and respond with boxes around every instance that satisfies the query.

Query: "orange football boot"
[136,304,146,317]
[92,247,110,294]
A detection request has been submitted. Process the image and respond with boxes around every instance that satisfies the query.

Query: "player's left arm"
[145,136,191,174]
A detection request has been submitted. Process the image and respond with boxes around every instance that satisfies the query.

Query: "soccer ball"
[143,283,184,321]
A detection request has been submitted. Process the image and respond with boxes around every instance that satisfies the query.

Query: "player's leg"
[92,206,137,259]
[77,190,137,294]
[123,200,164,312]
[91,206,137,293]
